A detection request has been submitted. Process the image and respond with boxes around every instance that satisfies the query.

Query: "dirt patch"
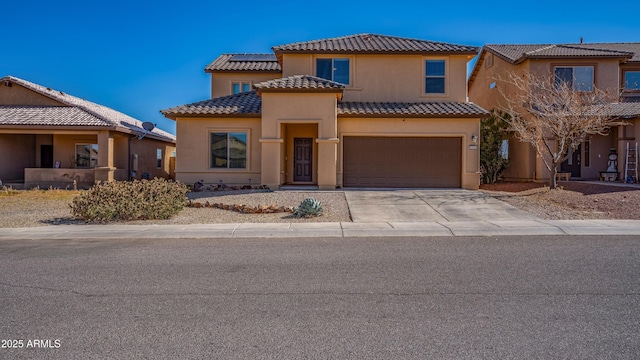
[480,181,640,220]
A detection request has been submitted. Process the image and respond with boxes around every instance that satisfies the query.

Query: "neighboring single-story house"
[0,75,176,188]
[162,34,488,190]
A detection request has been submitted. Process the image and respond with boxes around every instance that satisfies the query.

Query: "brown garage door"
[343,137,461,188]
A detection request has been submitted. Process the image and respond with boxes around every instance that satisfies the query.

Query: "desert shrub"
[292,198,323,218]
[70,178,188,222]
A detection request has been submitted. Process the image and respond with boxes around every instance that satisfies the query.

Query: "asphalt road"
[1,235,639,359]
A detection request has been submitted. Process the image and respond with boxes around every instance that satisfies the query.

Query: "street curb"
[1,220,639,240]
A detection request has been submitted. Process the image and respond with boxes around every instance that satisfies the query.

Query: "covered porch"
[0,129,126,189]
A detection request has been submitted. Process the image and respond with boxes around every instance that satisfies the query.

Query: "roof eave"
[337,113,488,118]
[204,69,283,74]
[161,112,261,120]
[273,49,479,56]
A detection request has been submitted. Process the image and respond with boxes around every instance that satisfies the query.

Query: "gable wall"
[0,83,66,106]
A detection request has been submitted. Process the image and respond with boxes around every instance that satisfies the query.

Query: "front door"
[561,144,581,178]
[293,138,312,182]
[41,145,53,168]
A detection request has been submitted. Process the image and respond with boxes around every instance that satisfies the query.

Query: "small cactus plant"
[292,197,323,218]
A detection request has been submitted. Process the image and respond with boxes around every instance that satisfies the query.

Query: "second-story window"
[425,60,446,94]
[232,82,252,94]
[316,58,350,85]
[554,66,594,91]
[624,70,640,91]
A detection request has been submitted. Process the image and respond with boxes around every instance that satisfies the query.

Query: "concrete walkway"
[1,220,639,239]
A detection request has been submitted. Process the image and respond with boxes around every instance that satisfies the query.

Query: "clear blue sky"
[3,0,639,135]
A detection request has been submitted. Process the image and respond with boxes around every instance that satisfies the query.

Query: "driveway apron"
[344,189,539,222]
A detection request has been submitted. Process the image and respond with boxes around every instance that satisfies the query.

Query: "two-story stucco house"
[0,75,176,188]
[162,34,487,190]
[469,43,640,182]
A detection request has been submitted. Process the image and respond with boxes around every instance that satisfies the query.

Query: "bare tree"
[496,72,627,189]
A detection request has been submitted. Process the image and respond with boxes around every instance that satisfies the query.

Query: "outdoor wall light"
[4,80,11,87]
[471,133,478,143]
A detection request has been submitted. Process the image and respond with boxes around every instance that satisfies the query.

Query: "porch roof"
[160,91,262,119]
[595,102,640,118]
[253,75,345,93]
[0,106,111,127]
[338,101,489,118]
[161,91,488,119]
[1,76,175,143]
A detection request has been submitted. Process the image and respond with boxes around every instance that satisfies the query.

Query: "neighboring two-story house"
[469,43,640,182]
[0,75,176,188]
[162,34,487,190]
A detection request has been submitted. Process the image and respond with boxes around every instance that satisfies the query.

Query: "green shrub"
[292,198,323,218]
[70,178,188,222]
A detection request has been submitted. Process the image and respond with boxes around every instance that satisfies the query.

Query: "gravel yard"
[480,181,640,220]
[0,188,351,227]
[1,181,639,228]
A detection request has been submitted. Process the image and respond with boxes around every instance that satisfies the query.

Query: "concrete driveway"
[345,189,539,222]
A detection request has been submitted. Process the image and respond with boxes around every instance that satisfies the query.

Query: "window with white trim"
[316,58,350,85]
[210,132,247,169]
[425,60,446,94]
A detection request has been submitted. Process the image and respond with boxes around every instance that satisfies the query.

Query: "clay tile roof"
[0,106,110,126]
[486,43,639,64]
[0,76,175,142]
[338,101,488,117]
[592,102,640,118]
[273,33,479,55]
[253,75,345,91]
[161,91,261,119]
[205,54,281,72]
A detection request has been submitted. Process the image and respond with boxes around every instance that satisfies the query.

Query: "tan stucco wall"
[0,83,66,106]
[260,92,338,189]
[53,134,99,168]
[0,134,36,181]
[337,116,481,189]
[174,116,261,186]
[210,72,281,98]
[281,53,471,102]
[129,136,176,180]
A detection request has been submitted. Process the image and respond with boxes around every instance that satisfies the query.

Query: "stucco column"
[95,130,116,182]
[316,138,339,190]
[259,138,283,189]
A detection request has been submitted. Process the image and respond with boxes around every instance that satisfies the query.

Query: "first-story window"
[76,144,98,168]
[211,132,247,169]
[232,82,252,94]
[425,60,446,94]
[156,148,163,168]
